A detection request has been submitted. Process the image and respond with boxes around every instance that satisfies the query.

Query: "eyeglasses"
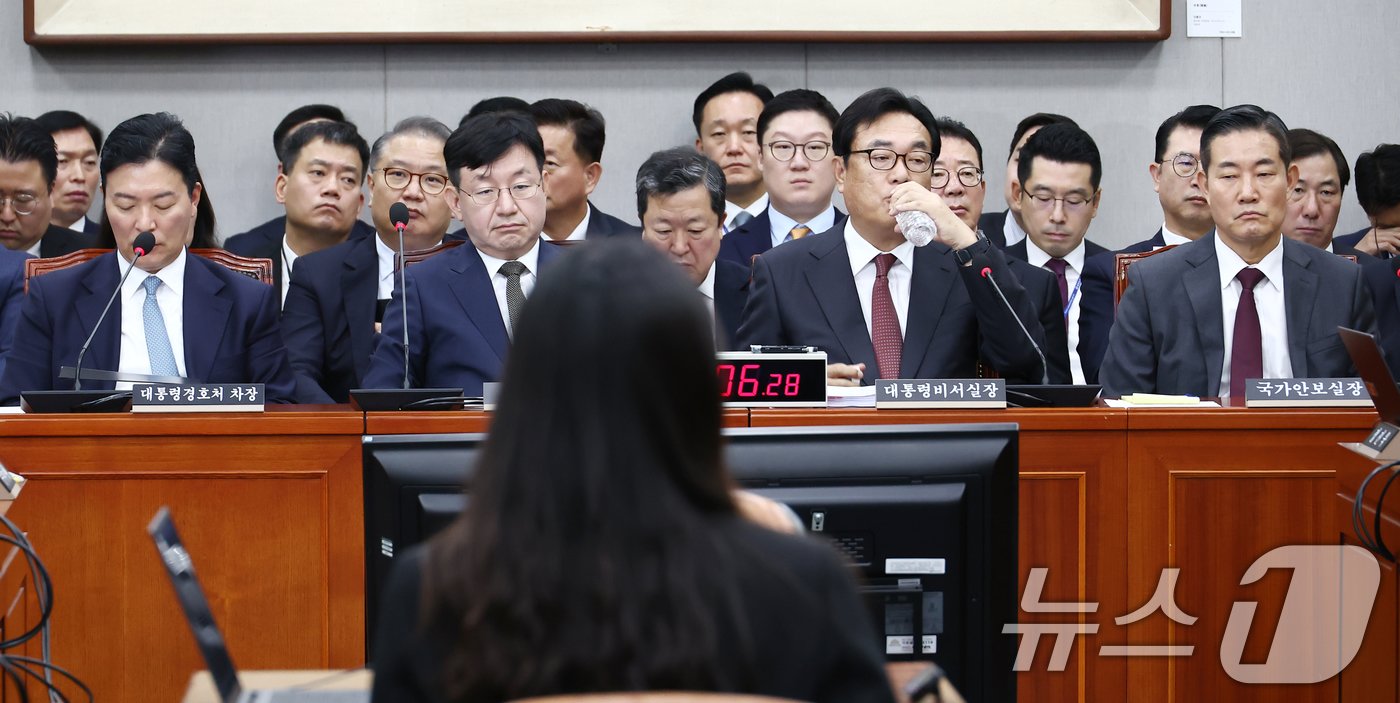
[378,168,450,195]
[767,140,831,162]
[931,167,985,189]
[849,148,934,173]
[0,194,39,216]
[459,182,542,206]
[1023,191,1094,213]
[1161,152,1200,178]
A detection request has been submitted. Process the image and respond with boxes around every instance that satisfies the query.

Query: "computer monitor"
[362,423,1018,702]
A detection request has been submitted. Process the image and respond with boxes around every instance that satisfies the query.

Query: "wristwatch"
[952,232,989,268]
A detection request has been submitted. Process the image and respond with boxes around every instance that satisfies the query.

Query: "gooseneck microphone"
[73,232,156,391]
[389,202,412,390]
[980,266,1050,385]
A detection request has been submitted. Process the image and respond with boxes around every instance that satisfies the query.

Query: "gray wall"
[5,0,1397,247]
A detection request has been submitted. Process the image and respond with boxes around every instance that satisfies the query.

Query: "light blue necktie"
[142,276,179,377]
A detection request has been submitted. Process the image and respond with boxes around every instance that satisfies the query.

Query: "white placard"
[1187,0,1242,38]
[886,558,946,575]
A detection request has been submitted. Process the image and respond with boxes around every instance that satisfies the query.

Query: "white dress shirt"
[559,207,592,242]
[1216,235,1292,398]
[374,235,399,300]
[845,219,914,340]
[1025,238,1087,384]
[117,247,188,389]
[279,236,299,305]
[769,205,837,249]
[1002,212,1028,248]
[24,240,41,257]
[67,218,87,234]
[723,193,769,233]
[1160,223,1195,247]
[475,238,542,338]
[698,261,716,329]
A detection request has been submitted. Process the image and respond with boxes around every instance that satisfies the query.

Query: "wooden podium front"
[0,407,365,703]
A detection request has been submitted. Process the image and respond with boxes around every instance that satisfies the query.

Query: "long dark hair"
[96,112,217,248]
[425,239,745,701]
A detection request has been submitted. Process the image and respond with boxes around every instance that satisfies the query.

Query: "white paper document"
[1188,0,1242,38]
[827,385,876,408]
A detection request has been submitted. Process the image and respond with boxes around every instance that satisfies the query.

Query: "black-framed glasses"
[850,148,934,173]
[1160,152,1200,178]
[1023,191,1093,213]
[0,194,39,216]
[378,168,450,195]
[767,140,831,162]
[459,182,542,206]
[931,167,985,189]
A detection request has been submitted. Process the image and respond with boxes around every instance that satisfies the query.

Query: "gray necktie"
[499,261,529,335]
[731,211,754,228]
[142,276,180,377]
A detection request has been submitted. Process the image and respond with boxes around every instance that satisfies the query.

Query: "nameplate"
[875,379,1006,409]
[132,384,266,413]
[1244,378,1373,408]
[1362,422,1400,455]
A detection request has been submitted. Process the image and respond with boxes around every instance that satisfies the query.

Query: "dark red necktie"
[1230,268,1266,399]
[1044,257,1069,310]
[872,253,903,380]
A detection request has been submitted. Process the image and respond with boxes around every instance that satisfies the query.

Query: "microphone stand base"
[21,390,134,413]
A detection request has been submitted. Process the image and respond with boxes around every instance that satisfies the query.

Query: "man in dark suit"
[1282,129,1358,255]
[1363,257,1400,372]
[977,112,1077,249]
[35,110,103,237]
[637,148,748,348]
[224,120,373,306]
[528,99,639,242]
[694,72,775,232]
[1334,144,1400,257]
[737,88,1048,385]
[1100,105,1375,400]
[1079,105,1222,369]
[0,115,97,258]
[932,117,1071,383]
[363,112,564,394]
[1004,124,1111,384]
[281,117,459,403]
[718,89,845,268]
[0,248,29,383]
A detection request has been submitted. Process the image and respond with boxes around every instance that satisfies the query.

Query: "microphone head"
[389,202,410,230]
[980,266,993,278]
[132,232,156,256]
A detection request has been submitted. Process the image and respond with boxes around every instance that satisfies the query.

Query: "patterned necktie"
[142,276,180,377]
[785,225,812,242]
[1044,257,1070,311]
[731,211,754,229]
[871,253,903,380]
[1230,268,1267,399]
[499,261,529,336]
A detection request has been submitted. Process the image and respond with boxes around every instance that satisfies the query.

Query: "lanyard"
[1063,275,1082,319]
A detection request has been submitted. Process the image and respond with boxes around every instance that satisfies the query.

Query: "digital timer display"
[715,352,828,407]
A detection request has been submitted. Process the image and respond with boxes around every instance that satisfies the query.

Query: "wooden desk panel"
[1336,453,1400,702]
[1124,408,1376,703]
[0,409,364,703]
[749,408,1129,703]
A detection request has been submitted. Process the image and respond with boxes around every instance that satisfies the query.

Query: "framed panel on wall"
[25,0,1170,45]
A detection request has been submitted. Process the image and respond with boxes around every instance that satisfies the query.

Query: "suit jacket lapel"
[1282,242,1317,377]
[803,235,877,374]
[447,245,510,363]
[74,255,123,382]
[182,256,232,383]
[899,245,955,377]
[1182,238,1226,396]
[343,237,379,381]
